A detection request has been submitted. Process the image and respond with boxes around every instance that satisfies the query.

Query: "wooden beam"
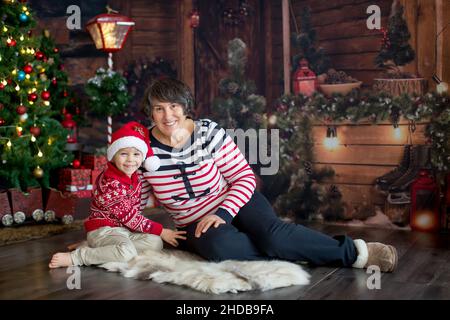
[282,0,291,94]
[177,0,195,98]
[417,0,436,89]
[436,0,450,83]
[264,0,273,108]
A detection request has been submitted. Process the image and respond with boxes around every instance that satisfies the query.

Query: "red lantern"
[410,170,441,232]
[292,58,318,97]
[86,13,135,53]
[61,113,77,144]
[190,10,200,28]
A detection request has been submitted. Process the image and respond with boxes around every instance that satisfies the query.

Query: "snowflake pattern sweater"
[84,162,163,235]
[141,119,256,228]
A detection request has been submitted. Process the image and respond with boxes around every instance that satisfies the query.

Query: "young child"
[49,121,186,268]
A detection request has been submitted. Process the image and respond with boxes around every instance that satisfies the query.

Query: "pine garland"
[268,90,449,220]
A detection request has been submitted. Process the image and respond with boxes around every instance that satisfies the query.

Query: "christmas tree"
[0,1,73,190]
[291,6,329,75]
[211,38,267,131]
[375,1,415,74]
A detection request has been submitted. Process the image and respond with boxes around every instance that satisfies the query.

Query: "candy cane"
[107,115,112,145]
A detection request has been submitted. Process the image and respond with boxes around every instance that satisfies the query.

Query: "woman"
[141,78,398,272]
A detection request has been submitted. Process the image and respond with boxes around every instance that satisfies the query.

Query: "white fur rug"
[100,249,310,294]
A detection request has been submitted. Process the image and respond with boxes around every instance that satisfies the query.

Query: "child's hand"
[160,228,187,247]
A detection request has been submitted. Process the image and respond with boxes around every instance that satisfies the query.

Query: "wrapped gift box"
[58,168,91,188]
[61,184,93,198]
[91,170,103,185]
[82,155,107,171]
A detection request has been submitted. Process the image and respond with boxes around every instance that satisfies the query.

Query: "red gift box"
[61,184,93,198]
[83,155,107,171]
[58,168,91,188]
[91,170,103,185]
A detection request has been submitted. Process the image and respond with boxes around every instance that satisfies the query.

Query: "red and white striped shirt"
[141,119,256,228]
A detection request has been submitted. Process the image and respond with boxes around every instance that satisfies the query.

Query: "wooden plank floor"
[0,215,449,300]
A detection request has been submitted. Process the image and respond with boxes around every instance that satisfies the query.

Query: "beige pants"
[71,226,163,266]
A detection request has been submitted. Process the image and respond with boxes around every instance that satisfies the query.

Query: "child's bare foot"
[67,241,85,251]
[49,252,73,268]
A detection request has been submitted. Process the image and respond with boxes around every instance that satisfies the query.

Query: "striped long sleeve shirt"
[141,119,256,228]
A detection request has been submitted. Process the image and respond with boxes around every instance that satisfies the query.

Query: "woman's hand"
[195,214,225,238]
[160,228,187,247]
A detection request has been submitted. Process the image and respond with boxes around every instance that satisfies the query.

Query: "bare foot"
[67,241,84,251]
[49,252,73,269]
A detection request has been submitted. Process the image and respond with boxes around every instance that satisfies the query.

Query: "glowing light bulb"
[6,140,12,148]
[37,150,43,157]
[324,127,339,151]
[1,80,6,86]
[3,26,8,32]
[25,74,30,80]
[11,69,17,75]
[44,101,50,106]
[48,138,53,146]
[15,85,20,91]
[19,35,24,41]
[20,48,26,54]
[31,136,36,142]
[393,124,402,140]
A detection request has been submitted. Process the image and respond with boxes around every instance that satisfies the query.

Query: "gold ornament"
[33,166,44,178]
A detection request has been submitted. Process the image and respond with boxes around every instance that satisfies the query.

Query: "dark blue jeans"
[179,191,358,267]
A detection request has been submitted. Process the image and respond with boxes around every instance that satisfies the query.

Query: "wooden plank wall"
[270,0,448,102]
[313,121,428,210]
[268,0,438,215]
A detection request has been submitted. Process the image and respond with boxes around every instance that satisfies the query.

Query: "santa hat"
[106,121,160,172]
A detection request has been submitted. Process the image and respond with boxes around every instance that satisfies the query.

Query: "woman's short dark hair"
[142,78,194,117]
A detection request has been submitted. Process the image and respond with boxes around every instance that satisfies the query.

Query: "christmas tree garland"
[273,90,449,173]
[265,90,449,221]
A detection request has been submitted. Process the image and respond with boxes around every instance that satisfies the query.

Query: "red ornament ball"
[35,51,45,60]
[63,90,68,97]
[53,48,59,53]
[16,105,27,115]
[0,118,5,126]
[23,65,33,74]
[28,92,38,102]
[41,91,51,100]
[30,126,41,137]
[7,79,12,85]
[51,78,57,86]
[7,38,16,47]
[72,159,81,168]
[0,83,4,90]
